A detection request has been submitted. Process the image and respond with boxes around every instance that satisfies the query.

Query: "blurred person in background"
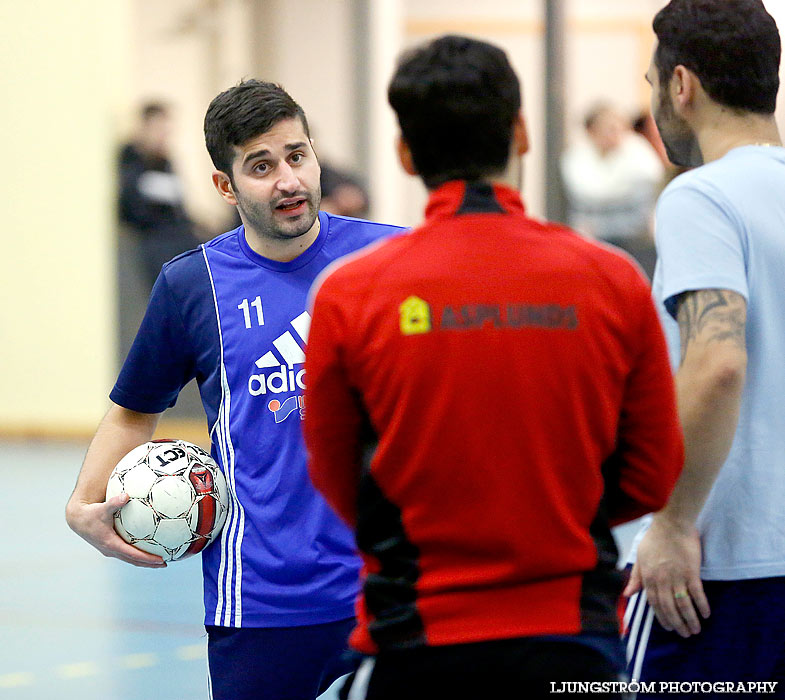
[118,102,200,291]
[632,110,669,167]
[304,34,683,700]
[320,162,370,218]
[561,103,665,278]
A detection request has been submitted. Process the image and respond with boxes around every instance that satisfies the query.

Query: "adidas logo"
[247,311,310,398]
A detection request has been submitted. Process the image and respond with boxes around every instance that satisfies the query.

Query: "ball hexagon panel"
[106,473,124,501]
[118,500,157,539]
[154,517,194,549]
[133,539,172,560]
[150,476,194,518]
[115,443,153,474]
[114,512,133,544]
[123,465,158,499]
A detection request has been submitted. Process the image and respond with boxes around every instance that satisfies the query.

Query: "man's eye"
[291,153,303,164]
[254,163,269,173]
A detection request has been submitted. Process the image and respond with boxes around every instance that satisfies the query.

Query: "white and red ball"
[106,439,229,562]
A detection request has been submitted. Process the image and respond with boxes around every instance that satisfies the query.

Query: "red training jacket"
[304,180,683,655]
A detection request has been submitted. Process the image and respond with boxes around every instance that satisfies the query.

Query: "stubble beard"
[655,88,704,168]
[237,187,321,242]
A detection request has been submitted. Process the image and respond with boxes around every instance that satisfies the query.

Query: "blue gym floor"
[0,440,210,699]
[0,439,639,700]
[0,440,351,700]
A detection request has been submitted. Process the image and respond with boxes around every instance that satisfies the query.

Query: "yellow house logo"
[399,296,431,335]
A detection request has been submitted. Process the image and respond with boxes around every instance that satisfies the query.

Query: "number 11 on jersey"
[238,296,264,328]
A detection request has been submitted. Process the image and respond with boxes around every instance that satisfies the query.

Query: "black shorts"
[342,634,627,700]
[625,577,785,698]
[206,618,356,700]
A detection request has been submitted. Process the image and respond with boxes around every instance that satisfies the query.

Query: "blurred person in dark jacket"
[118,102,199,290]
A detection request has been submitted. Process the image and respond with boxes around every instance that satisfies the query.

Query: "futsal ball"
[106,439,229,562]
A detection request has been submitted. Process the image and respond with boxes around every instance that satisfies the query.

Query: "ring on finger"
[673,591,689,600]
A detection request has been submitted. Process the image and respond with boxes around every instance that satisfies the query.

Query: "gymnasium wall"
[0,0,132,437]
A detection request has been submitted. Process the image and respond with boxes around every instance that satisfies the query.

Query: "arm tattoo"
[676,289,747,363]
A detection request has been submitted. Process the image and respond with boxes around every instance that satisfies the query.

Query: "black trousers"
[343,636,626,700]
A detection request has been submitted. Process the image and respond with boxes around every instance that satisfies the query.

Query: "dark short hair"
[653,0,780,114]
[141,102,168,121]
[583,103,617,132]
[204,79,310,177]
[388,35,521,189]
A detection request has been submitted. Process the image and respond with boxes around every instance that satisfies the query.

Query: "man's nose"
[276,162,299,192]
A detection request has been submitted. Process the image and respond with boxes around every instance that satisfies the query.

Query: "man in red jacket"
[304,35,683,700]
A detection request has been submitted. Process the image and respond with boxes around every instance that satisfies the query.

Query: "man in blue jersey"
[623,0,785,692]
[66,79,404,700]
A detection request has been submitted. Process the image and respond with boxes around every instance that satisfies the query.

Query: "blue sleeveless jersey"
[111,212,404,627]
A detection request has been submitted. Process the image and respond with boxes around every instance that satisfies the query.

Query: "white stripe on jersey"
[216,403,239,627]
[212,419,229,625]
[204,247,245,627]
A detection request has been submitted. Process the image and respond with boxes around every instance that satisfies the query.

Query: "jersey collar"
[237,211,330,271]
[424,180,526,223]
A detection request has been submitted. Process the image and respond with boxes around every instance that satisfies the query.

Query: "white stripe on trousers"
[625,590,655,683]
[347,659,376,700]
[206,634,213,700]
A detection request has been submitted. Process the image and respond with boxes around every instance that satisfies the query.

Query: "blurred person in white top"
[561,104,664,273]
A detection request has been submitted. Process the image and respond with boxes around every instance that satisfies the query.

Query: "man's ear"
[513,111,530,156]
[396,135,418,176]
[212,170,237,205]
[671,65,698,113]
